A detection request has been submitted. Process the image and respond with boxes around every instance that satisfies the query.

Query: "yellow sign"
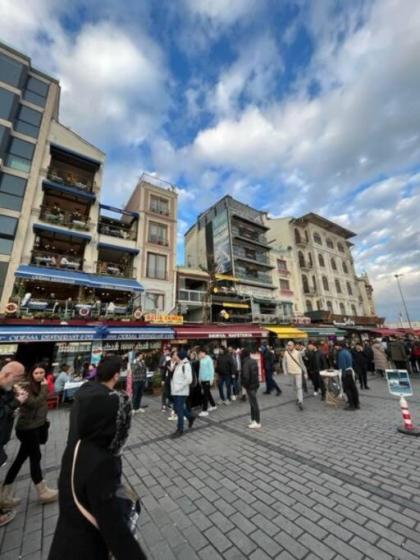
[222,302,250,309]
[144,313,184,325]
[215,274,239,282]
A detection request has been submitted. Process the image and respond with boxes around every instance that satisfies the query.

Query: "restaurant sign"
[144,313,183,325]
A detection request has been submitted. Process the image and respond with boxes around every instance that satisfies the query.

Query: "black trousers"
[4,427,43,485]
[201,381,215,411]
[246,389,260,423]
[342,371,360,409]
[265,368,280,393]
[309,370,325,395]
[356,369,368,389]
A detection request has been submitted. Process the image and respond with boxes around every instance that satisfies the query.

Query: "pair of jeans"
[161,381,171,407]
[246,389,260,423]
[218,376,231,401]
[173,395,193,432]
[292,374,303,404]
[132,380,145,410]
[4,427,43,485]
[230,376,239,396]
[264,368,281,394]
[342,370,360,408]
[201,381,216,411]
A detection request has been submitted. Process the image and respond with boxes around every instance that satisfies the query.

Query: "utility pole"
[394,274,413,329]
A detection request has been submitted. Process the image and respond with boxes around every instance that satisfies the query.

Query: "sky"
[0,0,419,322]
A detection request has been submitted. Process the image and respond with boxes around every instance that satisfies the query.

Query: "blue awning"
[106,327,174,341]
[0,326,98,343]
[33,223,91,241]
[100,204,139,218]
[98,242,139,255]
[15,265,144,292]
[42,179,96,202]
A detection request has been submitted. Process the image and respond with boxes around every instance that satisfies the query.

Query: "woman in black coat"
[241,350,261,429]
[48,364,147,560]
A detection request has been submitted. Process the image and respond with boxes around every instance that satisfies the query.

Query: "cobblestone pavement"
[1,374,420,559]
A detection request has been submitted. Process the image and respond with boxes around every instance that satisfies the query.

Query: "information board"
[385,369,413,397]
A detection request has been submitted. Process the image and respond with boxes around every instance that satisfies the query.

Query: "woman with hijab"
[48,356,147,560]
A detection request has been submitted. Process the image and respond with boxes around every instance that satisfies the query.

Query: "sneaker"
[188,416,196,429]
[170,430,183,439]
[224,400,231,406]
[0,509,16,527]
[314,391,318,396]
[208,406,218,411]
[138,408,146,413]
[276,390,282,396]
[168,415,178,421]
[297,402,303,411]
[198,411,209,417]
[131,409,138,415]
[231,395,237,401]
[251,423,262,429]
[161,406,167,412]
[248,421,257,428]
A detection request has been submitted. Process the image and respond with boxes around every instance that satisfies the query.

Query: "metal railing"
[280,288,294,296]
[47,169,94,193]
[178,289,207,303]
[39,206,90,231]
[11,298,133,319]
[31,250,84,271]
[236,270,273,285]
[96,262,136,278]
[148,235,169,246]
[98,222,137,240]
[231,227,269,246]
[233,247,270,265]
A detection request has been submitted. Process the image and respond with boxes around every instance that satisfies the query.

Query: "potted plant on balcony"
[151,372,162,396]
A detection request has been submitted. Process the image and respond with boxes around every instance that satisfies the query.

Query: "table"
[320,369,345,407]
[63,380,86,400]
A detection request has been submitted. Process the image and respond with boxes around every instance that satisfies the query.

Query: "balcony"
[178,289,207,304]
[295,238,308,247]
[232,246,272,267]
[236,270,273,286]
[280,289,294,297]
[47,169,95,194]
[98,222,137,241]
[96,261,136,278]
[299,261,313,271]
[12,297,132,319]
[150,204,170,217]
[277,268,290,276]
[31,250,83,271]
[39,205,90,232]
[148,235,169,247]
[231,226,270,248]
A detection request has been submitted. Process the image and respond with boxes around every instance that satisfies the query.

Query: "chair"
[47,394,60,410]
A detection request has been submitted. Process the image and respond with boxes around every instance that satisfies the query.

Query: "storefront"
[265,326,307,347]
[174,324,268,353]
[300,326,347,341]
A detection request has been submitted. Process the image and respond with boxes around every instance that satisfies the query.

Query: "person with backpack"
[241,350,261,429]
[170,350,196,439]
[131,353,147,414]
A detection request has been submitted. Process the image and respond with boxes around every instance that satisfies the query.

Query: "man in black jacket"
[352,344,370,390]
[261,345,281,396]
[241,350,261,429]
[216,348,236,404]
[305,342,326,400]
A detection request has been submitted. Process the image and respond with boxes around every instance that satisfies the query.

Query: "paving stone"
[227,527,258,556]
[203,527,232,554]
[250,529,283,558]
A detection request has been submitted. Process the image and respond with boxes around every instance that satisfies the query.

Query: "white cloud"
[183,0,259,26]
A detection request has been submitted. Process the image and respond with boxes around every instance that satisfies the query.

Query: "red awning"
[174,324,268,340]
[369,328,405,337]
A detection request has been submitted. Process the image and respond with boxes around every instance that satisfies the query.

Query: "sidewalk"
[1,375,420,559]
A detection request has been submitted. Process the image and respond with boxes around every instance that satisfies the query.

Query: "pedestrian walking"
[363,341,374,373]
[261,344,281,396]
[241,350,261,428]
[170,351,195,439]
[372,338,388,377]
[159,348,172,411]
[198,348,217,417]
[216,347,235,404]
[352,343,370,390]
[388,339,409,370]
[48,356,147,560]
[335,342,360,411]
[227,346,240,400]
[2,364,58,506]
[282,341,308,410]
[305,341,326,399]
[131,352,147,414]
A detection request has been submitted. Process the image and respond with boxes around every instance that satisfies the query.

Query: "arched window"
[347,282,352,296]
[304,229,309,242]
[326,238,334,249]
[339,302,346,315]
[302,274,309,294]
[342,261,348,274]
[351,304,357,316]
[326,300,333,312]
[317,300,322,310]
[322,276,329,291]
[306,300,313,312]
[337,242,345,253]
[331,257,337,271]
[298,251,305,268]
[313,232,322,245]
[318,254,325,267]
[294,228,301,244]
[308,252,313,267]
[335,278,342,293]
[312,275,317,291]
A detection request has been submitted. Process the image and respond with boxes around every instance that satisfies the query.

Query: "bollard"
[397,396,420,436]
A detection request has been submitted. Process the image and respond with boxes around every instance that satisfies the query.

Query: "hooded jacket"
[372,342,388,371]
[171,359,192,396]
[48,381,146,560]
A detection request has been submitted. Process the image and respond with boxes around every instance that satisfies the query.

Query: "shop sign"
[386,370,413,397]
[144,313,183,325]
[57,342,92,353]
[0,334,95,342]
[0,344,18,355]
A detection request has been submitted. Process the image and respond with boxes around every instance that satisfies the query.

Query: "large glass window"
[144,292,165,311]
[0,214,18,254]
[148,222,168,245]
[0,88,16,120]
[150,195,169,216]
[146,252,167,280]
[0,173,27,211]
[0,53,25,88]
[0,261,9,299]
[15,105,42,138]
[23,76,49,108]
[6,137,35,172]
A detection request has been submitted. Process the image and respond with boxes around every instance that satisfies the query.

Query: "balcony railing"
[31,250,83,271]
[231,227,269,246]
[12,298,132,319]
[178,289,207,303]
[148,235,169,247]
[39,206,90,231]
[303,287,317,295]
[233,247,271,265]
[98,222,137,241]
[150,205,170,217]
[96,261,136,278]
[236,271,273,285]
[299,261,313,270]
[277,268,290,276]
[280,288,294,296]
[47,169,94,193]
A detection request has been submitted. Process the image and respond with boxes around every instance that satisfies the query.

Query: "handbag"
[71,440,141,543]
[38,420,50,445]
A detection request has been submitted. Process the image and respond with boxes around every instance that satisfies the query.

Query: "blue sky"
[1,0,419,322]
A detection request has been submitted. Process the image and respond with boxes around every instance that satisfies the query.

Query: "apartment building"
[265,213,378,321]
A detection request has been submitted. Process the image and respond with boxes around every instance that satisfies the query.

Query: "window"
[337,242,345,253]
[148,222,168,245]
[147,252,167,279]
[0,261,8,299]
[351,304,357,316]
[335,278,342,293]
[302,274,309,294]
[322,276,329,291]
[6,137,35,172]
[312,276,317,291]
[0,53,25,88]
[0,214,18,255]
[339,303,346,315]
[331,257,337,271]
[326,301,333,312]
[347,282,352,296]
[0,88,16,120]
[313,232,322,245]
[326,238,334,249]
[150,195,169,216]
[277,259,287,272]
[144,292,165,311]
[23,76,49,108]
[308,252,313,267]
[306,300,313,312]
[0,173,27,211]
[294,228,301,244]
[280,279,290,290]
[342,261,348,274]
[15,105,42,138]
[316,300,322,310]
[298,251,305,267]
[318,253,325,267]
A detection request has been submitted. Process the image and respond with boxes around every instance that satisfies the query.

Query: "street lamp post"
[394,274,413,329]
